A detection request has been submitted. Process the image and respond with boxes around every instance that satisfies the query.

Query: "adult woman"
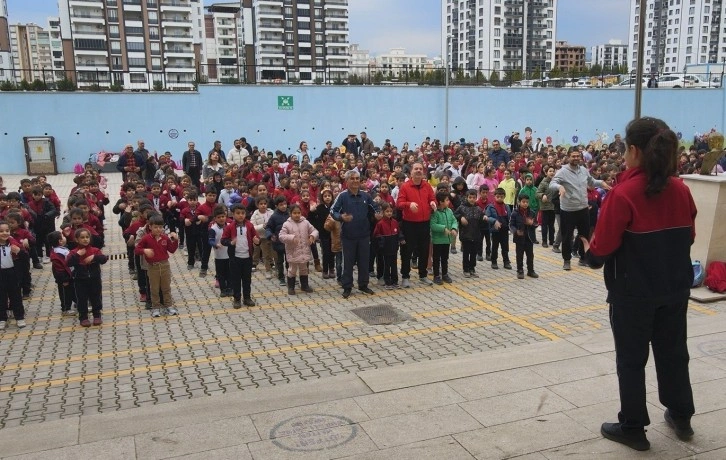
[582,117,696,451]
[202,151,225,183]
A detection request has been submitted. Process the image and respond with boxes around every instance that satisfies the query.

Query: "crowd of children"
[6,127,710,328]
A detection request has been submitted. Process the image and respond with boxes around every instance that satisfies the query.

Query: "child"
[278,204,318,295]
[265,196,290,286]
[518,173,540,244]
[485,188,512,270]
[323,206,343,283]
[67,228,108,327]
[476,184,492,261]
[373,202,403,289]
[0,220,27,329]
[310,189,335,279]
[221,204,260,309]
[135,215,179,317]
[455,189,485,278]
[48,231,76,316]
[195,189,217,277]
[6,212,34,299]
[180,191,204,271]
[510,194,539,279]
[250,196,274,279]
[208,205,231,297]
[27,186,59,263]
[430,191,458,284]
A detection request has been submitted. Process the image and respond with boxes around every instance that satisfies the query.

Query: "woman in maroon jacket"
[582,117,696,451]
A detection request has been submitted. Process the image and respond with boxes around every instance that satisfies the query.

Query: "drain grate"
[351,304,412,325]
[108,253,128,260]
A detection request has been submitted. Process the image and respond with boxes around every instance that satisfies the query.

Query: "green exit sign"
[278,96,293,110]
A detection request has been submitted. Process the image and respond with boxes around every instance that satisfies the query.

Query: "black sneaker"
[491,263,499,270]
[243,298,256,307]
[233,299,242,309]
[578,259,588,267]
[552,246,561,253]
[278,278,286,286]
[342,288,352,299]
[527,271,539,278]
[358,287,375,295]
[517,271,525,279]
[433,276,443,285]
[563,260,571,271]
[664,409,694,440]
[477,255,484,262]
[442,274,453,283]
[601,422,650,451]
[503,262,512,270]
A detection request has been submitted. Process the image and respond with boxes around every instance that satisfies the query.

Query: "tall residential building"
[375,48,428,78]
[57,0,204,90]
[249,0,350,84]
[349,43,370,77]
[590,39,628,71]
[628,0,726,75]
[442,0,557,76]
[9,23,54,83]
[0,0,12,81]
[554,40,585,72]
[203,2,245,83]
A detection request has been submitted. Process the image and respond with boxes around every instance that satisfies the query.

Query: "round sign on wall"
[168,129,179,139]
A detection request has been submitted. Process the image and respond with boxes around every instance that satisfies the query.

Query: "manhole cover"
[351,304,411,325]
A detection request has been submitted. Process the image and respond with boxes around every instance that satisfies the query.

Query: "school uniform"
[221,220,257,302]
[180,205,205,268]
[208,221,231,295]
[510,206,538,275]
[0,238,26,322]
[373,217,403,286]
[50,246,76,312]
[66,245,108,321]
[135,233,178,310]
[485,202,512,267]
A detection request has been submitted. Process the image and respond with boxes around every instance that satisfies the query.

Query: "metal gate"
[23,136,58,175]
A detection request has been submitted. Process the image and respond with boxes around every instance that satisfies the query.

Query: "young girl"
[309,189,335,279]
[251,197,274,279]
[0,220,27,329]
[279,204,318,295]
[48,231,76,317]
[430,191,458,285]
[67,228,108,327]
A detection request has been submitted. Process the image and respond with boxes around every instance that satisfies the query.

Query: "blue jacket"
[489,148,510,168]
[485,203,511,234]
[330,189,379,240]
[509,206,538,243]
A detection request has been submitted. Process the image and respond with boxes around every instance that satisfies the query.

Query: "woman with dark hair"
[582,117,697,451]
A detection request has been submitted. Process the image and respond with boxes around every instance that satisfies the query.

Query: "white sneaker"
[0,321,6,330]
[265,272,273,280]
[419,276,433,286]
[42,256,50,264]
[401,279,411,288]
[62,310,76,317]
[166,307,178,316]
[377,278,385,286]
[16,319,26,328]
[151,309,161,318]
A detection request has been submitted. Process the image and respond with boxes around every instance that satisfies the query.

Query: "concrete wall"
[1,85,725,174]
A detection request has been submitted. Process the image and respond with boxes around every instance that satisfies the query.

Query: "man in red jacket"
[396,162,436,288]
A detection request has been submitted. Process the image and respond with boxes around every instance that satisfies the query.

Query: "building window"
[130,73,147,83]
[128,57,146,67]
[126,41,145,51]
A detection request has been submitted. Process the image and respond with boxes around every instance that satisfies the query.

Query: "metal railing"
[1,65,724,91]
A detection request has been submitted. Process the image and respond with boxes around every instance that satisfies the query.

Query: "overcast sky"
[6,0,630,56]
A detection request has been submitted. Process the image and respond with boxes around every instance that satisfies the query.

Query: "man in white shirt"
[227,138,249,166]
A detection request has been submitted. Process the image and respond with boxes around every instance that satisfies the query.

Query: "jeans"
[341,236,370,290]
[400,221,431,279]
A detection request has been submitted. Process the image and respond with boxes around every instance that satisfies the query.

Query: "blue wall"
[1,85,724,174]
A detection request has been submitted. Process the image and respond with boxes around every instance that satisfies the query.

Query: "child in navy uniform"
[48,231,76,316]
[510,194,539,279]
[67,228,108,327]
[221,204,260,309]
[209,204,231,297]
[485,188,512,270]
[455,189,486,277]
[372,202,404,289]
[0,220,27,330]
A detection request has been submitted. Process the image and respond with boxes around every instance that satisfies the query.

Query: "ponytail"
[625,117,678,197]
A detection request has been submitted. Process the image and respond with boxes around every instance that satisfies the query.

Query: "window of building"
[128,57,146,67]
[130,73,146,83]
[74,38,106,50]
[126,41,144,51]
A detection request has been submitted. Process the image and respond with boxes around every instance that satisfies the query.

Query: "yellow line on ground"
[688,303,718,315]
[0,318,509,392]
[443,284,561,341]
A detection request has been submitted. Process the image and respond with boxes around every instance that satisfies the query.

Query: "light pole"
[634,0,647,119]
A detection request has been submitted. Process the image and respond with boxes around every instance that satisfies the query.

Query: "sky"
[6,0,631,56]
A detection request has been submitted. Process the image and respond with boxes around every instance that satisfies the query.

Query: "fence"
[2,64,725,91]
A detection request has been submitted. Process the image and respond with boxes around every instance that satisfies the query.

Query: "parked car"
[657,75,710,88]
[613,77,647,88]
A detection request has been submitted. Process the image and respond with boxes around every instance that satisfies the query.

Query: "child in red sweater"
[48,231,76,317]
[373,203,404,289]
[66,228,108,327]
[0,220,27,329]
[135,215,179,318]
[6,212,34,299]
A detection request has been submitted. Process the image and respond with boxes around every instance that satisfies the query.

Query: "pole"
[634,0,647,119]
[444,37,449,145]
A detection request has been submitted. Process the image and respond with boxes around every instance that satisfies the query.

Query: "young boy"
[195,189,217,277]
[251,196,274,279]
[180,192,205,271]
[6,213,34,298]
[476,184,492,262]
[455,189,485,277]
[373,202,404,289]
[485,188,512,270]
[510,194,539,279]
[27,186,59,264]
[48,231,76,316]
[208,205,231,297]
[221,204,260,309]
[265,196,290,286]
[0,220,27,329]
[114,183,138,275]
[135,215,179,317]
[67,228,108,327]
[430,191,458,284]
[518,173,540,244]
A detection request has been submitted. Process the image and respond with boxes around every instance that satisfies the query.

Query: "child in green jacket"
[430,191,459,285]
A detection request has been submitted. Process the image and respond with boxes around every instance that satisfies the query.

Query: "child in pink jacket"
[279,204,318,295]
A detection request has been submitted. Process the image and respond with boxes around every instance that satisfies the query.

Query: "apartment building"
[203,2,246,83]
[349,43,370,77]
[8,23,54,83]
[628,0,726,75]
[590,39,628,70]
[0,0,12,81]
[250,0,350,84]
[57,0,204,90]
[554,40,585,72]
[442,0,557,76]
[375,48,428,78]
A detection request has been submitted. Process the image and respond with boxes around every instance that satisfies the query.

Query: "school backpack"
[692,260,705,287]
[704,261,726,293]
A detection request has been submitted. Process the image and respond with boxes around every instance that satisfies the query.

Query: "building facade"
[203,2,245,83]
[628,0,726,75]
[554,40,585,72]
[374,48,428,79]
[442,0,557,77]
[349,43,370,77]
[590,39,628,70]
[0,0,12,81]
[57,0,204,90]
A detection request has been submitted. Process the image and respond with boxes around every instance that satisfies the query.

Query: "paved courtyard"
[0,172,724,432]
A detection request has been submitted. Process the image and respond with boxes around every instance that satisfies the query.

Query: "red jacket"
[11,228,35,245]
[196,200,216,218]
[396,179,435,223]
[50,248,73,283]
[220,220,257,258]
[0,237,26,263]
[147,193,170,213]
[134,233,178,263]
[123,219,145,237]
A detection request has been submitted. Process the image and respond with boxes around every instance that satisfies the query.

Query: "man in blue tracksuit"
[331,170,381,299]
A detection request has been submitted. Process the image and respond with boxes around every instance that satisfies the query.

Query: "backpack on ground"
[704,261,726,293]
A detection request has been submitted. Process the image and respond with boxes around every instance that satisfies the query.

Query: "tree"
[548,67,563,79]
[589,64,603,77]
[373,71,384,85]
[153,80,164,91]
[56,78,76,91]
[504,68,523,85]
[530,67,542,80]
[474,69,487,85]
[19,79,31,91]
[0,80,17,91]
[489,70,500,86]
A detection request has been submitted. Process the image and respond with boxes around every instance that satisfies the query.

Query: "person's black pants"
[215,258,230,294]
[275,248,286,281]
[0,268,25,321]
[320,238,334,273]
[609,300,695,429]
[57,281,76,311]
[432,243,450,277]
[462,239,477,272]
[188,169,201,188]
[400,221,430,279]
[201,237,212,270]
[541,210,556,245]
[490,231,510,264]
[74,277,102,320]
[229,256,252,301]
[515,240,534,273]
[477,222,491,258]
[185,227,204,267]
[381,253,398,285]
[342,236,370,290]
[559,208,589,261]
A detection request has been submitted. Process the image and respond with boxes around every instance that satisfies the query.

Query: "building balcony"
[257,8,283,18]
[325,27,349,35]
[70,13,106,25]
[161,16,193,26]
[72,27,107,36]
[74,49,109,56]
[258,21,284,32]
[69,0,103,6]
[160,0,192,12]
[164,48,194,57]
[163,34,193,43]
